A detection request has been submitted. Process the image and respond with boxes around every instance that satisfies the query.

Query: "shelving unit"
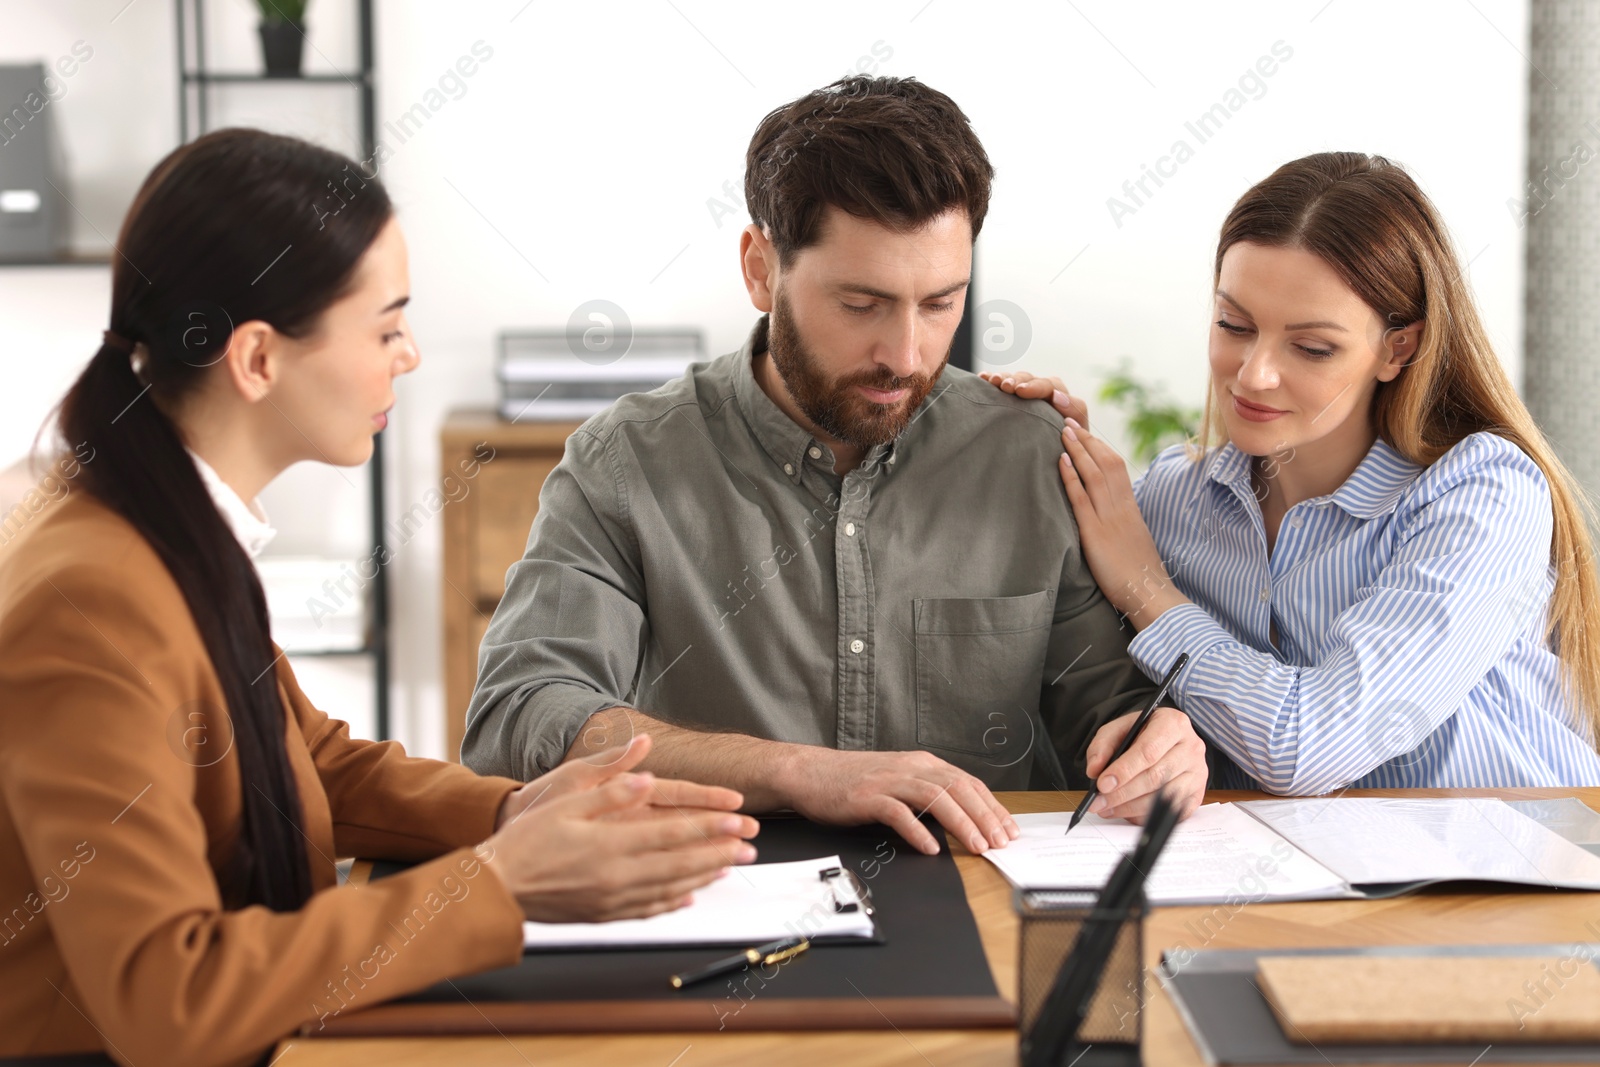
[0,253,113,267]
[174,0,389,740]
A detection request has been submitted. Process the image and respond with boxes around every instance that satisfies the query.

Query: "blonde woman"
[987,152,1600,793]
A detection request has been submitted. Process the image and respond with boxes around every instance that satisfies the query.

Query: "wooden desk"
[280,787,1600,1065]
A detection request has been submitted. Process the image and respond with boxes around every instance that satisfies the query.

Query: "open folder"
[520,854,881,951]
[983,798,1600,904]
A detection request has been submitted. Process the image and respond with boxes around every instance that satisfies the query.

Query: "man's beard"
[767,290,946,449]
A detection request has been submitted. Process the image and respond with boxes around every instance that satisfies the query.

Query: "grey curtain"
[1524,1,1600,496]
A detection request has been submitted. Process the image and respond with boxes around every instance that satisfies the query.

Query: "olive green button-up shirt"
[461,316,1159,789]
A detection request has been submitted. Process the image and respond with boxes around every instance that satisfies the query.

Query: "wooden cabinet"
[440,411,583,761]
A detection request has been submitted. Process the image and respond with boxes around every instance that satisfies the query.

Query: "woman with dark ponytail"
[0,129,758,1067]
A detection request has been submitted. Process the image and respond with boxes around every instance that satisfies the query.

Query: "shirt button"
[808,446,822,459]
[845,522,856,536]
[783,463,795,476]
[1259,586,1271,603]
[849,639,865,654]
[1289,513,1304,529]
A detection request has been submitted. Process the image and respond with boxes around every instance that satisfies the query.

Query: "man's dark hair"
[744,75,994,265]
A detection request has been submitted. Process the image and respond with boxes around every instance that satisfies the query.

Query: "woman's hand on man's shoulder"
[977,370,1088,426]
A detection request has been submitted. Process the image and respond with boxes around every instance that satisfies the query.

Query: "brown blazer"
[0,491,526,1066]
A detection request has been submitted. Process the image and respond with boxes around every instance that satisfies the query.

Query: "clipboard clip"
[818,866,875,917]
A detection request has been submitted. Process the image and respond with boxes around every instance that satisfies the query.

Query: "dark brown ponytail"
[56,129,392,911]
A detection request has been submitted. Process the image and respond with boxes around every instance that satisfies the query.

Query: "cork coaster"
[1256,954,1600,1044]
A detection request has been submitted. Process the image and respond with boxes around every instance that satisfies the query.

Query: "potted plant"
[257,0,309,78]
[1098,359,1201,466]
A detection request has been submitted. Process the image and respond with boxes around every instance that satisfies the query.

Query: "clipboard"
[518,855,885,952]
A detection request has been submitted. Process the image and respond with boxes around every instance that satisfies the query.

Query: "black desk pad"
[322,815,1015,1034]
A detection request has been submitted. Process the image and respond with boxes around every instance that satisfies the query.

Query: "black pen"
[1066,652,1189,833]
[669,936,810,989]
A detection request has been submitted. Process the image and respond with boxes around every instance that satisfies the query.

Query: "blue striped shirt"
[1126,431,1600,793]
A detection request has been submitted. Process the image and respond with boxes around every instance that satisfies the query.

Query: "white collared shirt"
[185,448,276,560]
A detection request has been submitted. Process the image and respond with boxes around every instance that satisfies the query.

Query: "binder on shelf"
[0,64,70,263]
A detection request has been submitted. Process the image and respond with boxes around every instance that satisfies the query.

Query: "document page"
[1238,797,1600,889]
[522,855,877,950]
[981,803,1353,904]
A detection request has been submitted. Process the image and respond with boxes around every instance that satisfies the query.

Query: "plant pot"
[258,21,304,78]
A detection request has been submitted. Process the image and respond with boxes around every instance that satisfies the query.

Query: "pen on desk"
[1066,652,1189,834]
[669,936,810,990]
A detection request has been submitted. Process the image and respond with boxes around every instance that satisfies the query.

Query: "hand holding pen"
[1069,653,1198,832]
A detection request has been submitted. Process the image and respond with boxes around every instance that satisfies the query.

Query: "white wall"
[0,0,1531,758]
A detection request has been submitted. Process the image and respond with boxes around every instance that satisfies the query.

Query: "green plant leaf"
[1096,359,1200,464]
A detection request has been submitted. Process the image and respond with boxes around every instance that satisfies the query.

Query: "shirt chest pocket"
[913,591,1054,759]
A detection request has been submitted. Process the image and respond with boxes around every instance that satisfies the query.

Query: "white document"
[981,803,1353,905]
[1238,797,1600,890]
[521,855,876,950]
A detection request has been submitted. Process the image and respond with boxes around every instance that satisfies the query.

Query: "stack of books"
[498,328,704,422]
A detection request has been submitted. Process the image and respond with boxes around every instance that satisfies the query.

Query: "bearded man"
[462,76,1207,855]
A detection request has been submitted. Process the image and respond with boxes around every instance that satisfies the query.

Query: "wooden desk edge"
[310,996,1015,1037]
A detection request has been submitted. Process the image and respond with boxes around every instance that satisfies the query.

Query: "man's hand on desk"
[496,734,745,828]
[776,748,1021,857]
[563,709,1021,857]
[1083,705,1207,822]
[483,735,760,923]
